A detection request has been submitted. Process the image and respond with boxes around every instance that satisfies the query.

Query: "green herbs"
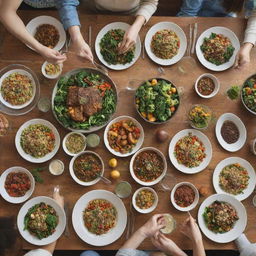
[201,33,235,65]
[242,75,256,113]
[188,105,212,129]
[135,79,179,123]
[100,29,135,65]
[24,202,58,239]
[53,71,117,130]
[30,167,45,183]
[227,85,240,100]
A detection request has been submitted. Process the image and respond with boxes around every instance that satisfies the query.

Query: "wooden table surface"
[1,11,256,252]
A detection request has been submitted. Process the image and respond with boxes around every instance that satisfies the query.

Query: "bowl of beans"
[132,187,158,214]
[195,73,220,99]
[170,182,199,212]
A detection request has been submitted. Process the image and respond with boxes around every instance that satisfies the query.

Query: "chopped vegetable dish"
[174,132,206,168]
[45,63,61,76]
[24,202,59,239]
[136,189,155,209]
[65,133,86,154]
[133,150,164,182]
[83,199,117,235]
[219,163,249,195]
[1,72,33,106]
[174,185,195,207]
[100,29,135,65]
[107,119,140,154]
[20,124,55,158]
[135,78,179,123]
[242,75,256,113]
[188,105,211,129]
[5,172,31,197]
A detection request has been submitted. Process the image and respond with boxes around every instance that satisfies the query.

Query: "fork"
[191,23,198,55]
[126,200,135,239]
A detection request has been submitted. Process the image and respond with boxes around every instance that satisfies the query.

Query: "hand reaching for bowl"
[234,42,253,69]
[38,45,67,64]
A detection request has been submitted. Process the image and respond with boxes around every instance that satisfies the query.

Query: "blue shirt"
[177,0,254,17]
[23,0,55,8]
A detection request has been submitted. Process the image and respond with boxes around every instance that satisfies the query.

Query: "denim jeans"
[80,251,101,256]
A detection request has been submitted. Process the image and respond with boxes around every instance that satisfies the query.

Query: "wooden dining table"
[0,10,256,252]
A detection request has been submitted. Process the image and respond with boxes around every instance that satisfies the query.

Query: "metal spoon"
[92,60,108,75]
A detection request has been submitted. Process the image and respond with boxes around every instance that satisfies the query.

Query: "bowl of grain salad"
[63,132,86,156]
[42,61,63,79]
[132,187,158,214]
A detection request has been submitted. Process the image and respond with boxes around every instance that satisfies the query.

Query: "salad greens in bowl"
[135,78,180,124]
[241,74,256,115]
[52,68,117,133]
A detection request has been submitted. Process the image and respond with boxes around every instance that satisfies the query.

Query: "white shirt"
[244,9,256,45]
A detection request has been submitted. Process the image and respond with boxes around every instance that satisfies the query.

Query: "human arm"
[234,9,256,69]
[55,0,93,62]
[0,0,66,63]
[118,0,158,53]
[151,232,187,256]
[176,0,204,17]
[180,216,205,256]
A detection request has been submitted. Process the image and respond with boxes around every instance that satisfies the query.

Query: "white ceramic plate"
[132,187,158,214]
[17,196,66,246]
[95,22,141,70]
[130,147,167,186]
[104,115,144,157]
[26,16,66,51]
[168,129,212,174]
[215,113,246,152]
[72,190,127,246]
[170,182,199,212]
[213,157,256,201]
[0,69,36,109]
[41,61,63,80]
[69,151,104,186]
[196,26,240,71]
[145,22,187,66]
[15,119,60,163]
[0,166,35,204]
[198,194,247,243]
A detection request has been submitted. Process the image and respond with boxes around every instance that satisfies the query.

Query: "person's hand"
[180,215,202,243]
[139,214,166,238]
[118,24,139,54]
[38,46,67,64]
[53,186,64,209]
[234,42,253,69]
[151,232,187,256]
[72,35,93,62]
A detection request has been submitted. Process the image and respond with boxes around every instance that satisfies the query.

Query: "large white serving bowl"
[15,119,60,163]
[95,22,141,70]
[69,151,104,186]
[17,196,66,246]
[130,147,167,186]
[145,21,187,66]
[72,190,127,246]
[0,69,36,109]
[168,129,212,174]
[198,194,247,243]
[213,157,256,201]
[215,113,247,152]
[104,115,144,157]
[196,26,240,71]
[170,182,199,212]
[26,16,66,51]
[0,166,35,204]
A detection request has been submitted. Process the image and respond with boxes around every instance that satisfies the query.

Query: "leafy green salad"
[24,202,58,239]
[53,70,117,130]
[135,78,179,123]
[100,29,135,65]
[242,75,256,113]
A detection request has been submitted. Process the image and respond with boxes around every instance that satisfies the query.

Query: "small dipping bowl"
[49,159,65,176]
[41,61,63,79]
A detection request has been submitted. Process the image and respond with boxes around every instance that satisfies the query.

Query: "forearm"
[120,228,147,249]
[136,0,158,23]
[131,15,145,32]
[41,241,57,254]
[192,240,206,256]
[244,9,256,46]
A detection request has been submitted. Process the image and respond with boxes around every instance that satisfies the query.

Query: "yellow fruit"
[109,158,118,168]
[110,170,120,179]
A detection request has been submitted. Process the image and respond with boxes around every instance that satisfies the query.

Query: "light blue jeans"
[80,251,101,256]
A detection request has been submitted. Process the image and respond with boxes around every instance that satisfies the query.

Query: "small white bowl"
[170,182,199,212]
[132,187,158,214]
[0,166,35,204]
[49,159,65,176]
[41,61,62,79]
[130,147,167,186]
[69,151,104,186]
[195,73,220,98]
[63,132,87,156]
[250,138,256,155]
[104,115,144,158]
